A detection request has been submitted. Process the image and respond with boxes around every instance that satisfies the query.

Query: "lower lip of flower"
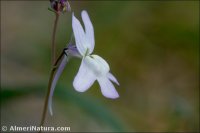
[84,56,109,77]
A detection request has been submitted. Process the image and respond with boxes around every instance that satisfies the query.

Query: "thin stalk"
[39,12,60,131]
[39,67,56,128]
[52,13,59,65]
[39,51,65,131]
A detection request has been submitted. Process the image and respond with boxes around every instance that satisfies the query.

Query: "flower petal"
[48,55,68,116]
[107,72,120,85]
[97,77,119,99]
[81,10,95,54]
[73,59,96,92]
[72,13,87,56]
[84,55,110,77]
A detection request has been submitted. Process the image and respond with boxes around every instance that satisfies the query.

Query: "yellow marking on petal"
[84,48,89,57]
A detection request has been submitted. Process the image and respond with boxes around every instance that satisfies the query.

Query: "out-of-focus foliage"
[1,1,199,132]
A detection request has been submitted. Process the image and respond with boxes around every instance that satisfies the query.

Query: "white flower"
[72,10,119,99]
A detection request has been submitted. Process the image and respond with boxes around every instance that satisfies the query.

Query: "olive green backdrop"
[1,1,199,132]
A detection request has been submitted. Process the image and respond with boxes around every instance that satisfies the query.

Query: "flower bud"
[50,0,71,13]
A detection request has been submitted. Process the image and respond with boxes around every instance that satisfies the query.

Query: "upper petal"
[72,12,95,56]
[97,77,119,99]
[73,59,96,92]
[81,10,95,54]
[72,13,87,56]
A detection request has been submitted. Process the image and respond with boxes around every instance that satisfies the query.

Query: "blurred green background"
[1,1,199,132]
